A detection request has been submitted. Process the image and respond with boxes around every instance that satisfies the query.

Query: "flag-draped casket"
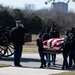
[43,38,64,52]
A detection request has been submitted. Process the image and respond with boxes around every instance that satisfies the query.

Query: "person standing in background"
[62,30,72,70]
[36,33,46,68]
[42,27,51,67]
[69,27,75,68]
[9,20,28,67]
[50,24,60,65]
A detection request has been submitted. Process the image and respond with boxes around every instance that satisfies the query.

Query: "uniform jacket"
[10,25,27,45]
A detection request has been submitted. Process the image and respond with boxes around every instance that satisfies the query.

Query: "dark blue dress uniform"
[69,29,75,67]
[10,25,27,66]
[50,27,59,65]
[42,27,51,67]
[37,34,46,68]
[62,35,71,70]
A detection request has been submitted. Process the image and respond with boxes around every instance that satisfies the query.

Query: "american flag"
[43,38,64,52]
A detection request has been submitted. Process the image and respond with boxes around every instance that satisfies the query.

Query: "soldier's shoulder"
[12,27,17,31]
[43,33,47,35]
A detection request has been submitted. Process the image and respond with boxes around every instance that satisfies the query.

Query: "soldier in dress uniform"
[62,29,72,70]
[69,27,75,68]
[10,20,28,67]
[50,24,60,65]
[42,27,51,67]
[37,33,46,68]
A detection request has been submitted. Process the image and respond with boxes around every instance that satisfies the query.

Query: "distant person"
[36,33,46,68]
[42,27,51,67]
[50,24,60,65]
[62,30,72,70]
[9,20,28,67]
[69,27,75,67]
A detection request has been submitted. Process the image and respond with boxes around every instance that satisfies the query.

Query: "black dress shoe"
[66,66,70,69]
[62,67,65,70]
[43,64,46,67]
[15,64,22,67]
[48,63,51,67]
[39,65,44,68]
[53,62,55,65]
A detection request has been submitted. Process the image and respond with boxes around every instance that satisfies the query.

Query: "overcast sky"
[0,0,75,12]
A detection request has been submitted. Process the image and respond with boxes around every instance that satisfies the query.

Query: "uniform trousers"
[14,45,23,66]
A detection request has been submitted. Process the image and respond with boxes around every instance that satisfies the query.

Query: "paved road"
[0,53,63,68]
[0,53,71,75]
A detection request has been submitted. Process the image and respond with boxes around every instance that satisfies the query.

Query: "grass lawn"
[23,42,38,53]
[50,71,75,75]
[23,46,38,53]
[0,64,11,68]
[23,34,38,53]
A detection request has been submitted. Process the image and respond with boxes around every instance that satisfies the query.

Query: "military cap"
[15,20,21,23]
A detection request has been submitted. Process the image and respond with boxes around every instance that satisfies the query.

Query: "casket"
[43,38,64,53]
